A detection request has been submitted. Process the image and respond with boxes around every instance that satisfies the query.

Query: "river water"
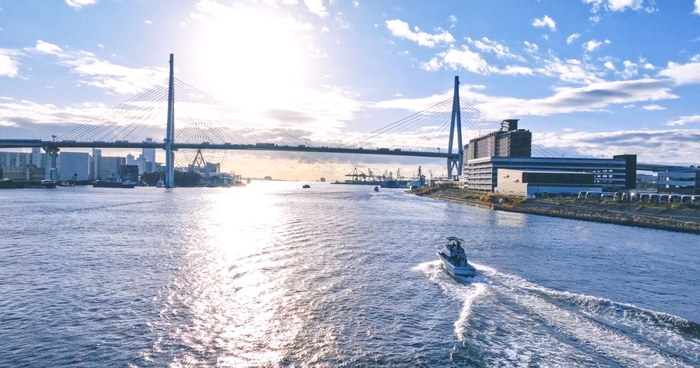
[1,182,699,367]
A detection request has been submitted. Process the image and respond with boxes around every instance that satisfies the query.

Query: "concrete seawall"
[414,187,700,235]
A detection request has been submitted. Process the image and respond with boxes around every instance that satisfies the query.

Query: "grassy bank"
[412,186,700,235]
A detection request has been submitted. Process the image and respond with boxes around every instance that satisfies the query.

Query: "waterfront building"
[119,164,139,182]
[97,156,125,181]
[464,155,637,192]
[496,169,602,197]
[1,164,45,182]
[58,152,90,181]
[126,154,136,166]
[465,119,532,161]
[657,169,700,195]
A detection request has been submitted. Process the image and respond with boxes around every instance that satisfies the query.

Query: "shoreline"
[413,187,700,235]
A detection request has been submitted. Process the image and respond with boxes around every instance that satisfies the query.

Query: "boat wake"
[415,261,700,367]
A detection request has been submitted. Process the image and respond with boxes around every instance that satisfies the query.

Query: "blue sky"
[1,0,700,179]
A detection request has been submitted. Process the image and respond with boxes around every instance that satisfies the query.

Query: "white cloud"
[523,41,539,54]
[469,37,522,60]
[449,15,457,23]
[27,40,165,94]
[583,39,603,52]
[642,104,665,110]
[320,26,329,33]
[499,65,534,75]
[658,60,700,85]
[33,40,63,55]
[590,15,601,22]
[533,15,556,31]
[584,0,643,12]
[538,129,700,165]
[145,20,152,25]
[304,0,328,17]
[617,60,638,79]
[623,104,635,108]
[567,33,581,44]
[352,0,359,8]
[695,0,700,15]
[282,0,298,4]
[667,114,700,126]
[0,96,106,127]
[540,57,604,84]
[0,49,21,77]
[421,46,493,74]
[377,78,677,118]
[65,0,97,9]
[385,19,454,47]
[604,61,616,70]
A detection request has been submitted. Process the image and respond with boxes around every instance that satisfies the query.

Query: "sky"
[1,0,700,180]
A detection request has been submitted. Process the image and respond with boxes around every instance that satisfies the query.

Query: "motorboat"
[436,237,476,277]
[373,186,379,192]
[302,184,311,188]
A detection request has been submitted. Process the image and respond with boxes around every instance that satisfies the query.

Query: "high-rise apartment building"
[142,138,156,163]
[91,148,101,180]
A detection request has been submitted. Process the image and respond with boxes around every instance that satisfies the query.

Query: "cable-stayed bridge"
[0,54,550,187]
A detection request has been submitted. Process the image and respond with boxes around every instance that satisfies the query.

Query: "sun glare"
[195,5,306,109]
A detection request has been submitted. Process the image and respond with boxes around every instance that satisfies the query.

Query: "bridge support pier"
[165,54,175,188]
[43,146,59,182]
[447,76,463,180]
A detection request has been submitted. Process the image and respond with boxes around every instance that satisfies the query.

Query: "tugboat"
[436,237,476,277]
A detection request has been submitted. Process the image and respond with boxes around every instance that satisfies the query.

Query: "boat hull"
[437,252,476,277]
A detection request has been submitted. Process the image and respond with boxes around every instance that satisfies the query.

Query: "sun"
[193,2,306,109]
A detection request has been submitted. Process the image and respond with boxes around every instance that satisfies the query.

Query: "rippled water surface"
[1,182,699,367]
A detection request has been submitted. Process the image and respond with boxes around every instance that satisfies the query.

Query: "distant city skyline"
[1,0,700,179]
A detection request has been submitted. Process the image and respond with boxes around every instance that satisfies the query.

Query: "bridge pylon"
[165,54,175,188]
[447,76,463,180]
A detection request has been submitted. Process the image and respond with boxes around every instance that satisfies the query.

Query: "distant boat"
[0,179,56,189]
[374,186,379,192]
[93,180,135,188]
[436,237,476,277]
[302,184,311,188]
[155,179,164,188]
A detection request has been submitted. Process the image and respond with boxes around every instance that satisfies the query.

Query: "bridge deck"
[0,140,458,159]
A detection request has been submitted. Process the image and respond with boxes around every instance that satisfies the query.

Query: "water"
[1,183,699,367]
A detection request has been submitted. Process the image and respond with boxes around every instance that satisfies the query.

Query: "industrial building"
[657,169,700,195]
[464,155,637,192]
[58,152,90,181]
[465,119,532,160]
[1,164,45,182]
[496,169,602,197]
[461,120,638,192]
[119,165,139,182]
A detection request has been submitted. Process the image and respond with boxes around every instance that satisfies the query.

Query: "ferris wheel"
[174,122,228,174]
